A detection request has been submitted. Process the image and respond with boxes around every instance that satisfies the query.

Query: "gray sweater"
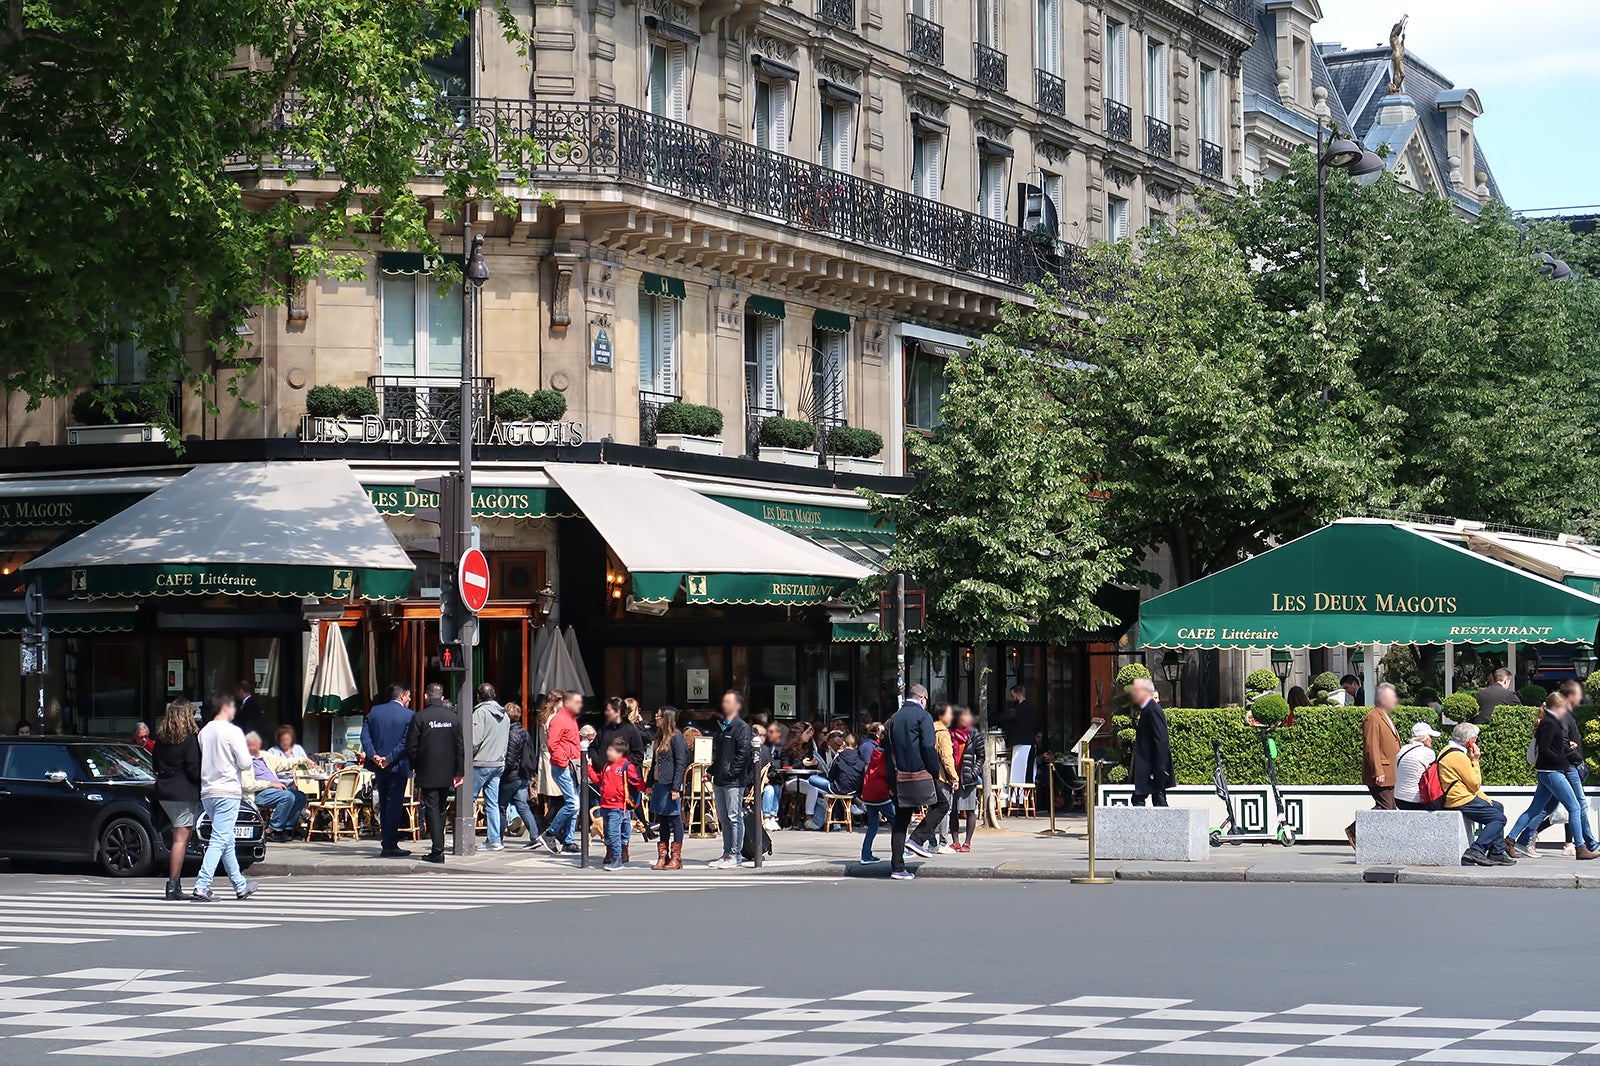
[472,701,510,767]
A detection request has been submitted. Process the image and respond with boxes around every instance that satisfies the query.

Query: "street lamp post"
[1160,650,1182,708]
[1270,649,1293,694]
[1313,89,1384,302]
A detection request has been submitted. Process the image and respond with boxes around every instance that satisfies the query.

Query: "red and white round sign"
[458,548,491,613]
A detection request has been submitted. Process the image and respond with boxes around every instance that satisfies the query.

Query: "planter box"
[67,423,168,446]
[829,455,884,475]
[656,433,724,456]
[758,446,820,468]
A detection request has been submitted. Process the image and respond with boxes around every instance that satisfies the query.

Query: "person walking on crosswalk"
[192,695,258,902]
[406,682,463,864]
[152,699,202,900]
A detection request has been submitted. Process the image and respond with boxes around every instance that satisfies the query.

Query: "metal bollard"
[578,739,591,869]
[1071,751,1113,886]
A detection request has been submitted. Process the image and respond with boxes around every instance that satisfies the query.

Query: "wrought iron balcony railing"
[1104,98,1133,143]
[639,389,680,447]
[1146,115,1172,158]
[745,403,786,459]
[1200,139,1224,179]
[369,375,494,428]
[907,13,944,65]
[253,98,1083,294]
[1036,69,1066,116]
[816,0,855,28]
[975,44,1007,92]
[1197,0,1255,25]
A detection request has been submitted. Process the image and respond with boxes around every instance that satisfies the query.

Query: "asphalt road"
[0,867,1595,1064]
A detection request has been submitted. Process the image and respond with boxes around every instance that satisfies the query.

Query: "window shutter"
[1038,0,1060,75]
[380,276,418,376]
[1147,44,1167,121]
[772,80,790,155]
[1107,21,1126,102]
[658,297,679,395]
[1201,67,1218,142]
[834,103,853,170]
[639,296,658,391]
[425,279,463,377]
[926,134,942,197]
[648,45,668,116]
[825,334,847,422]
[753,81,769,148]
[759,320,781,411]
[667,44,687,121]
[982,157,1005,220]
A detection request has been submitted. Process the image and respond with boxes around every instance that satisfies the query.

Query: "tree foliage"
[0,0,533,427]
[862,337,1127,647]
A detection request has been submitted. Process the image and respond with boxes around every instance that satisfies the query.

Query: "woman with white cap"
[1394,720,1442,810]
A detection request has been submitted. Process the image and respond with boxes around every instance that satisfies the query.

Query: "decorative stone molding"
[643,0,692,25]
[906,91,949,119]
[287,276,308,325]
[974,118,1012,143]
[1147,182,1177,204]
[1037,139,1071,165]
[1104,164,1137,190]
[751,33,799,62]
[551,264,574,330]
[816,57,862,87]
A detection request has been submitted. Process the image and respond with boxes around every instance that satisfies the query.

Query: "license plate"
[234,827,254,839]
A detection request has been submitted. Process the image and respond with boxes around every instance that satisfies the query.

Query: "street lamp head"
[1539,251,1576,281]
[1160,650,1182,684]
[1350,151,1385,186]
[1320,137,1364,170]
[466,234,490,289]
[1270,649,1293,680]
[1573,644,1596,682]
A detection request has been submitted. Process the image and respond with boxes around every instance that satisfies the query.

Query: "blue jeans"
[1569,768,1597,849]
[762,784,780,817]
[547,765,580,845]
[196,796,248,894]
[503,781,541,842]
[714,785,744,860]
[861,800,894,861]
[254,786,308,833]
[1456,797,1508,855]
[602,808,627,861]
[473,766,504,846]
[1512,770,1596,849]
[1509,775,1555,846]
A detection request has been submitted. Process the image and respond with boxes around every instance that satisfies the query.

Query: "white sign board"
[686,668,710,703]
[774,684,797,719]
[166,660,184,693]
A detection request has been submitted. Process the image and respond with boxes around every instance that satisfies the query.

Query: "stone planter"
[828,455,884,475]
[656,433,724,456]
[758,446,819,468]
[67,423,168,446]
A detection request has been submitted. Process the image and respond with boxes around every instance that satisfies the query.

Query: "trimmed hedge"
[759,416,817,450]
[1107,705,1568,788]
[493,388,532,421]
[528,388,568,422]
[825,425,884,458]
[655,401,724,437]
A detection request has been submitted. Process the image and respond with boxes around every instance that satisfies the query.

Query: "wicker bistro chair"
[305,768,363,841]
[822,791,857,833]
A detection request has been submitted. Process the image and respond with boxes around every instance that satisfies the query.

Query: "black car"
[0,737,265,877]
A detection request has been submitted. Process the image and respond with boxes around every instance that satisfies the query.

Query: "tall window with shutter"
[912,129,943,199]
[639,294,680,396]
[753,78,791,154]
[744,314,783,413]
[820,100,854,172]
[811,324,848,425]
[1105,19,1128,103]
[978,152,1007,221]
[381,273,463,378]
[646,42,687,121]
[977,0,1000,48]
[1199,65,1219,143]
[1041,171,1064,237]
[1107,194,1130,241]
[1145,40,1167,121]
[1036,0,1060,74]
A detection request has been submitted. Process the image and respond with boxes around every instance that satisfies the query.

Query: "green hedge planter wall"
[1106,705,1595,788]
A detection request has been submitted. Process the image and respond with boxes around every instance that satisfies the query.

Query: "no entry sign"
[458,548,491,613]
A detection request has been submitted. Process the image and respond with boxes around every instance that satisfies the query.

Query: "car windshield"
[76,743,156,783]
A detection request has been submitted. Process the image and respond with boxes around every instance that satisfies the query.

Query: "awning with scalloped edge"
[22,461,414,601]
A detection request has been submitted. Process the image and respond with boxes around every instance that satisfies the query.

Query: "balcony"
[1146,115,1172,159]
[816,0,854,29]
[1035,69,1066,116]
[1104,98,1132,143]
[1198,0,1255,24]
[974,44,1007,92]
[638,389,680,447]
[369,375,494,428]
[1200,139,1224,179]
[907,13,944,66]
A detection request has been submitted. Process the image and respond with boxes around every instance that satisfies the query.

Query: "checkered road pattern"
[2,970,1599,1064]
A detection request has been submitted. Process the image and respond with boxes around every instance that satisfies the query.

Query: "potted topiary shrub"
[1246,692,1292,729]
[1309,670,1342,705]
[757,416,819,467]
[654,402,725,455]
[1439,690,1481,727]
[528,388,568,423]
[299,383,384,443]
[492,388,533,423]
[1244,668,1280,701]
[824,425,885,475]
[67,387,170,445]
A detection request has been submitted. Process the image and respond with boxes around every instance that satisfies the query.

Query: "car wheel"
[98,817,154,878]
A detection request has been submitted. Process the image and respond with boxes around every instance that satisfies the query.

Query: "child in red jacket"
[588,737,644,870]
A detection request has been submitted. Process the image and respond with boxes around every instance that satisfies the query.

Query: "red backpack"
[861,744,891,804]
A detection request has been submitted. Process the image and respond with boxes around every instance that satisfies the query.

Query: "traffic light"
[414,474,463,645]
[437,642,466,673]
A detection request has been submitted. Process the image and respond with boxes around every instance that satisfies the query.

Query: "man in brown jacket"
[1345,681,1401,847]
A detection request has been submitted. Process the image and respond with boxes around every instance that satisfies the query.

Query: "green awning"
[635,572,860,606]
[813,310,852,334]
[642,272,687,300]
[1139,519,1600,649]
[709,495,892,534]
[22,461,415,602]
[378,251,463,275]
[0,604,138,635]
[747,296,786,319]
[0,490,154,535]
[833,621,887,642]
[365,484,578,520]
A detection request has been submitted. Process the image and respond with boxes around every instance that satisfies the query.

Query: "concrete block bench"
[1094,806,1208,862]
[1354,809,1470,866]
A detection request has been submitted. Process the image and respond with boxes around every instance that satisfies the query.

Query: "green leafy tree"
[863,336,1128,821]
[1,0,533,435]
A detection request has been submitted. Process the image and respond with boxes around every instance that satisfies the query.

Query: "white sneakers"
[708,855,745,869]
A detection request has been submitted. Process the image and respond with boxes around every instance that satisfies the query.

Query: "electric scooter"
[1209,730,1296,846]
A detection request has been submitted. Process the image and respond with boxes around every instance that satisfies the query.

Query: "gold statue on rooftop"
[1387,15,1408,94]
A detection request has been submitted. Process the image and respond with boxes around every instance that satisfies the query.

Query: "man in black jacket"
[885,684,939,879]
[405,683,463,864]
[709,690,752,868]
[502,713,544,850]
[592,698,645,772]
[1130,677,1174,807]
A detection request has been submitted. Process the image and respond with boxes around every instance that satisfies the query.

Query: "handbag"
[895,768,936,808]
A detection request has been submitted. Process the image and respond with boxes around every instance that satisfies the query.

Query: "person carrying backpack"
[1394,720,1442,810]
[502,704,544,850]
[858,723,894,865]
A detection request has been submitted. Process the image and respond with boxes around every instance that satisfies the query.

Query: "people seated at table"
[821,734,866,829]
[273,724,310,763]
[242,731,312,842]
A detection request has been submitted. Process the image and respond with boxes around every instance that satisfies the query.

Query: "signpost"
[458,548,490,614]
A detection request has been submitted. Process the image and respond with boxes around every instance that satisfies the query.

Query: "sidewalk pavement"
[251,815,1600,888]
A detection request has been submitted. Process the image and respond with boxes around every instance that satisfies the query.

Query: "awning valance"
[0,479,164,534]
[378,252,462,276]
[641,272,687,300]
[544,465,871,605]
[813,310,852,334]
[21,462,415,601]
[1138,519,1600,650]
[364,484,578,520]
[0,603,138,635]
[747,295,785,320]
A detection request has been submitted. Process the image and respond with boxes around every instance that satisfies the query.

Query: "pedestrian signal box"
[436,643,466,673]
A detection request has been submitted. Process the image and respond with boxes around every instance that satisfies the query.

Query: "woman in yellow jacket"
[916,703,960,855]
[1437,722,1515,867]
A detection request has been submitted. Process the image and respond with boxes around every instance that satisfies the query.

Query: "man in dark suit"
[1130,677,1174,806]
[1475,668,1520,724]
[361,683,415,858]
[235,680,261,734]
[1000,685,1039,749]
